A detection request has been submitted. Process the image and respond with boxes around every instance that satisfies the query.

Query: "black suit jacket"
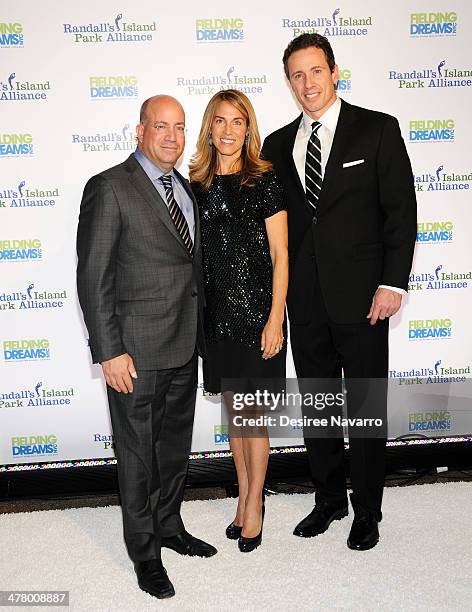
[262,100,417,325]
[77,154,205,370]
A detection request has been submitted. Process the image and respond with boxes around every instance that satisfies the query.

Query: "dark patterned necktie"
[305,121,323,213]
[159,174,193,255]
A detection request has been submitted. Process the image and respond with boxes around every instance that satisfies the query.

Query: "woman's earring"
[208,133,213,146]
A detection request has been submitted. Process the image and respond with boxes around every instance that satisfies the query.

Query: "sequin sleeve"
[259,170,286,220]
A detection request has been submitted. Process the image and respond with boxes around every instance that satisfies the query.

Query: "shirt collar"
[301,96,342,135]
[134,148,175,183]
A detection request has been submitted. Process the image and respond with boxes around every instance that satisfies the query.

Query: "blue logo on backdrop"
[416,221,453,244]
[0,239,42,262]
[281,7,373,38]
[408,264,471,291]
[0,22,24,48]
[89,75,138,99]
[0,72,51,101]
[408,118,455,143]
[0,179,60,209]
[63,13,156,43]
[0,381,75,408]
[0,133,33,157]
[11,434,58,457]
[71,123,135,152]
[390,358,470,383]
[0,282,68,311]
[389,59,471,89]
[410,11,457,36]
[3,339,51,361]
[408,319,452,340]
[177,65,268,96]
[195,18,244,42]
[414,164,471,192]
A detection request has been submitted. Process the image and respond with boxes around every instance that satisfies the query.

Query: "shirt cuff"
[378,285,406,296]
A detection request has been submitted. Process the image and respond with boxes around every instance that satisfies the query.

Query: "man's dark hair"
[283,33,336,78]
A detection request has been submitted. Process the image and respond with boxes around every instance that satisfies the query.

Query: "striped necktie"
[305,121,323,213]
[159,174,193,255]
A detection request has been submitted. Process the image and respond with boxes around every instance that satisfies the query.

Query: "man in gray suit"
[77,95,216,600]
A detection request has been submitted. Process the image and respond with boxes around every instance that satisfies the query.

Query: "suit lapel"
[283,115,314,216]
[174,168,201,256]
[125,155,189,255]
[320,100,359,205]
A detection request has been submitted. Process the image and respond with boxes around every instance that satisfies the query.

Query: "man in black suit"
[262,34,416,550]
[77,95,216,599]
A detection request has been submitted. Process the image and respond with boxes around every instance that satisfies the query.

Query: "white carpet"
[1,483,471,612]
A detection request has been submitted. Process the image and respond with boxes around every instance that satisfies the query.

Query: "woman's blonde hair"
[189,89,272,189]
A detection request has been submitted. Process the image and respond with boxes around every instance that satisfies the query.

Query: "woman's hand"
[261,318,284,359]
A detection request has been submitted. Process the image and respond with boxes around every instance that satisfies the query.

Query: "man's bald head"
[136,95,186,171]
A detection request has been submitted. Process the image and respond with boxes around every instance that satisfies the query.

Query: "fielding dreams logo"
[89,75,138,99]
[63,13,156,43]
[416,221,453,244]
[410,11,457,36]
[195,18,244,42]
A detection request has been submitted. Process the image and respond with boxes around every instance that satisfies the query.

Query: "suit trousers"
[107,351,197,562]
[290,265,388,520]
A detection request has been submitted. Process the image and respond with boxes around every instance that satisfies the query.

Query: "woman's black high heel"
[225,522,243,540]
[238,501,265,553]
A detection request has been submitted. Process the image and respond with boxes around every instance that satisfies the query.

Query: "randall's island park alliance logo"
[89,75,138,100]
[408,265,471,291]
[0,72,51,101]
[12,434,58,458]
[0,179,59,209]
[0,22,24,48]
[196,18,244,42]
[0,381,75,409]
[0,282,68,311]
[177,66,267,96]
[416,221,453,244]
[72,123,135,152]
[410,11,457,37]
[282,7,373,38]
[407,118,454,143]
[63,13,156,44]
[415,164,471,193]
[390,359,470,383]
[389,59,471,90]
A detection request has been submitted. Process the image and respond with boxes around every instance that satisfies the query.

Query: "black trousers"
[290,269,388,520]
[107,351,197,562]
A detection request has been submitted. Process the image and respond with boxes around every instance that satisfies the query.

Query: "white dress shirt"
[292,96,404,296]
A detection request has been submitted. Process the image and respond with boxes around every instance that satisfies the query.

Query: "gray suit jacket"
[76,153,205,370]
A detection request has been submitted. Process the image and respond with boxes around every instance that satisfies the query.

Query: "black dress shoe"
[161,530,217,557]
[226,522,243,540]
[293,501,348,538]
[134,559,175,599]
[347,511,379,550]
[238,503,265,553]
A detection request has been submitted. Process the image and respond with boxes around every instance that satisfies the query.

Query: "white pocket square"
[343,159,364,168]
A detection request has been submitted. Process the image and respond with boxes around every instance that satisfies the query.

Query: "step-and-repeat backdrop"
[1,1,471,465]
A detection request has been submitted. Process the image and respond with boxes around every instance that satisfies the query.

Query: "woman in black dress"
[189,90,288,552]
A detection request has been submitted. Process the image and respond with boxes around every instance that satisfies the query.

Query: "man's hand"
[101,353,137,393]
[367,288,402,326]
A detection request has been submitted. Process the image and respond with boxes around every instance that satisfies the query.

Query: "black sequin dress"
[194,170,287,393]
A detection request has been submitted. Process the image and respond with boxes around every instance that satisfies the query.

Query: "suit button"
[191,291,197,297]
[312,217,318,225]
